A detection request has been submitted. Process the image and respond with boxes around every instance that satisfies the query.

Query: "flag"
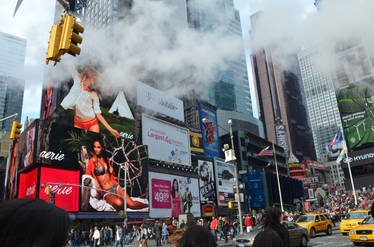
[336,146,348,164]
[330,128,343,148]
[258,145,274,156]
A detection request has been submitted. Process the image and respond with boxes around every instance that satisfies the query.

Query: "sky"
[0,0,316,125]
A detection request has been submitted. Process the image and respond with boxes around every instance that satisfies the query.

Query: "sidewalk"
[75,239,233,247]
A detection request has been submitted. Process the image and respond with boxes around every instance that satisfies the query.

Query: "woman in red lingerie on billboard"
[61,66,119,138]
[85,138,148,210]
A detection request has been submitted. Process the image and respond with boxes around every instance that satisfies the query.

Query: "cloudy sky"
[0,0,316,125]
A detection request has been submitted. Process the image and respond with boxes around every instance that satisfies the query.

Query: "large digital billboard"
[198,102,220,158]
[17,119,38,169]
[335,44,374,151]
[197,159,216,204]
[18,168,38,199]
[214,158,235,206]
[137,82,184,122]
[148,171,201,218]
[34,65,148,213]
[142,114,191,165]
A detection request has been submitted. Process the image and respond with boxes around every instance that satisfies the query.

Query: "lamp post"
[124,162,128,226]
[227,119,244,234]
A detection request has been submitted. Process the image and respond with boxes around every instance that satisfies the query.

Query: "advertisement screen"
[6,141,18,200]
[148,171,200,218]
[39,167,80,212]
[137,82,184,122]
[245,171,266,209]
[18,168,38,199]
[198,102,220,158]
[17,120,38,169]
[190,131,204,154]
[336,84,374,150]
[197,160,216,204]
[35,121,149,213]
[142,114,191,165]
[214,158,235,206]
[335,45,374,151]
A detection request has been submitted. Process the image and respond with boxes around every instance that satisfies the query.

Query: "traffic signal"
[59,14,84,56]
[228,200,238,209]
[10,121,22,140]
[46,22,63,64]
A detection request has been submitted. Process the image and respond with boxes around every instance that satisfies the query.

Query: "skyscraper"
[298,48,343,161]
[0,32,26,131]
[194,0,253,116]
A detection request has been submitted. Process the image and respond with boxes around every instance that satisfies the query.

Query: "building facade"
[298,48,343,161]
[0,32,26,131]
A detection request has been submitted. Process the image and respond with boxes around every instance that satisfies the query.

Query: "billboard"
[6,141,19,199]
[190,131,204,154]
[39,167,80,212]
[18,168,38,199]
[214,158,235,206]
[35,121,149,213]
[336,84,374,150]
[137,82,184,122]
[17,120,38,169]
[148,171,201,218]
[335,44,374,151]
[245,171,266,209]
[198,102,220,158]
[142,114,191,165]
[34,65,149,213]
[197,160,216,204]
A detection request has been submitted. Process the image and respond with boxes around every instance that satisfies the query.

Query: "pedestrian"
[252,208,289,247]
[89,228,94,247]
[218,217,224,240]
[115,225,123,247]
[210,217,218,241]
[0,199,71,247]
[162,222,169,245]
[93,226,101,247]
[245,215,254,232]
[177,225,216,247]
[133,225,141,247]
[140,224,149,247]
[222,218,230,243]
[104,226,111,246]
[154,221,162,246]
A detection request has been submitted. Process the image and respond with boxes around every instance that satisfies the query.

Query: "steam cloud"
[250,0,374,85]
[52,0,244,98]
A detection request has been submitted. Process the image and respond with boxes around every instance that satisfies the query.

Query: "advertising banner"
[190,131,204,154]
[137,82,184,122]
[148,171,201,218]
[142,114,191,165]
[6,141,18,200]
[341,147,374,168]
[39,167,80,212]
[197,160,216,204]
[34,65,149,213]
[335,45,374,151]
[18,168,38,199]
[17,119,38,169]
[198,102,220,158]
[245,171,266,209]
[214,158,235,206]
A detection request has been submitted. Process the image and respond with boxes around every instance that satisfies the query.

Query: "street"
[308,228,353,247]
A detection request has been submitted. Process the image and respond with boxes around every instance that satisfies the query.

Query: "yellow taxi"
[296,213,333,238]
[349,216,374,246]
[340,210,369,235]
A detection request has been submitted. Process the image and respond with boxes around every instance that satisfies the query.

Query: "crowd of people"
[1,192,373,247]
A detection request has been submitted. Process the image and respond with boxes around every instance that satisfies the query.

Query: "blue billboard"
[245,171,266,209]
[198,102,220,158]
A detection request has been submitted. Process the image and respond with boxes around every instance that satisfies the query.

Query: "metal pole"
[3,141,14,200]
[0,113,18,123]
[338,128,358,206]
[345,152,358,206]
[228,120,243,234]
[124,162,128,226]
[273,143,284,212]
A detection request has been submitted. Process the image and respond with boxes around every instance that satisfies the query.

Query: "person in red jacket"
[245,215,254,232]
[210,217,218,241]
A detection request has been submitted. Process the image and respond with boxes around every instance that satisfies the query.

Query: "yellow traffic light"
[59,14,84,56]
[46,23,63,64]
[228,200,238,209]
[10,121,22,140]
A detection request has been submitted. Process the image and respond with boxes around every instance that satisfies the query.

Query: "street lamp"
[225,119,244,234]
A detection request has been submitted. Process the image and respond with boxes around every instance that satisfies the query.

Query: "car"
[349,216,374,246]
[295,213,333,238]
[340,210,369,235]
[232,222,309,247]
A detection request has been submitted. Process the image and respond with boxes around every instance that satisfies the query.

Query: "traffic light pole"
[228,120,243,234]
[2,140,14,200]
